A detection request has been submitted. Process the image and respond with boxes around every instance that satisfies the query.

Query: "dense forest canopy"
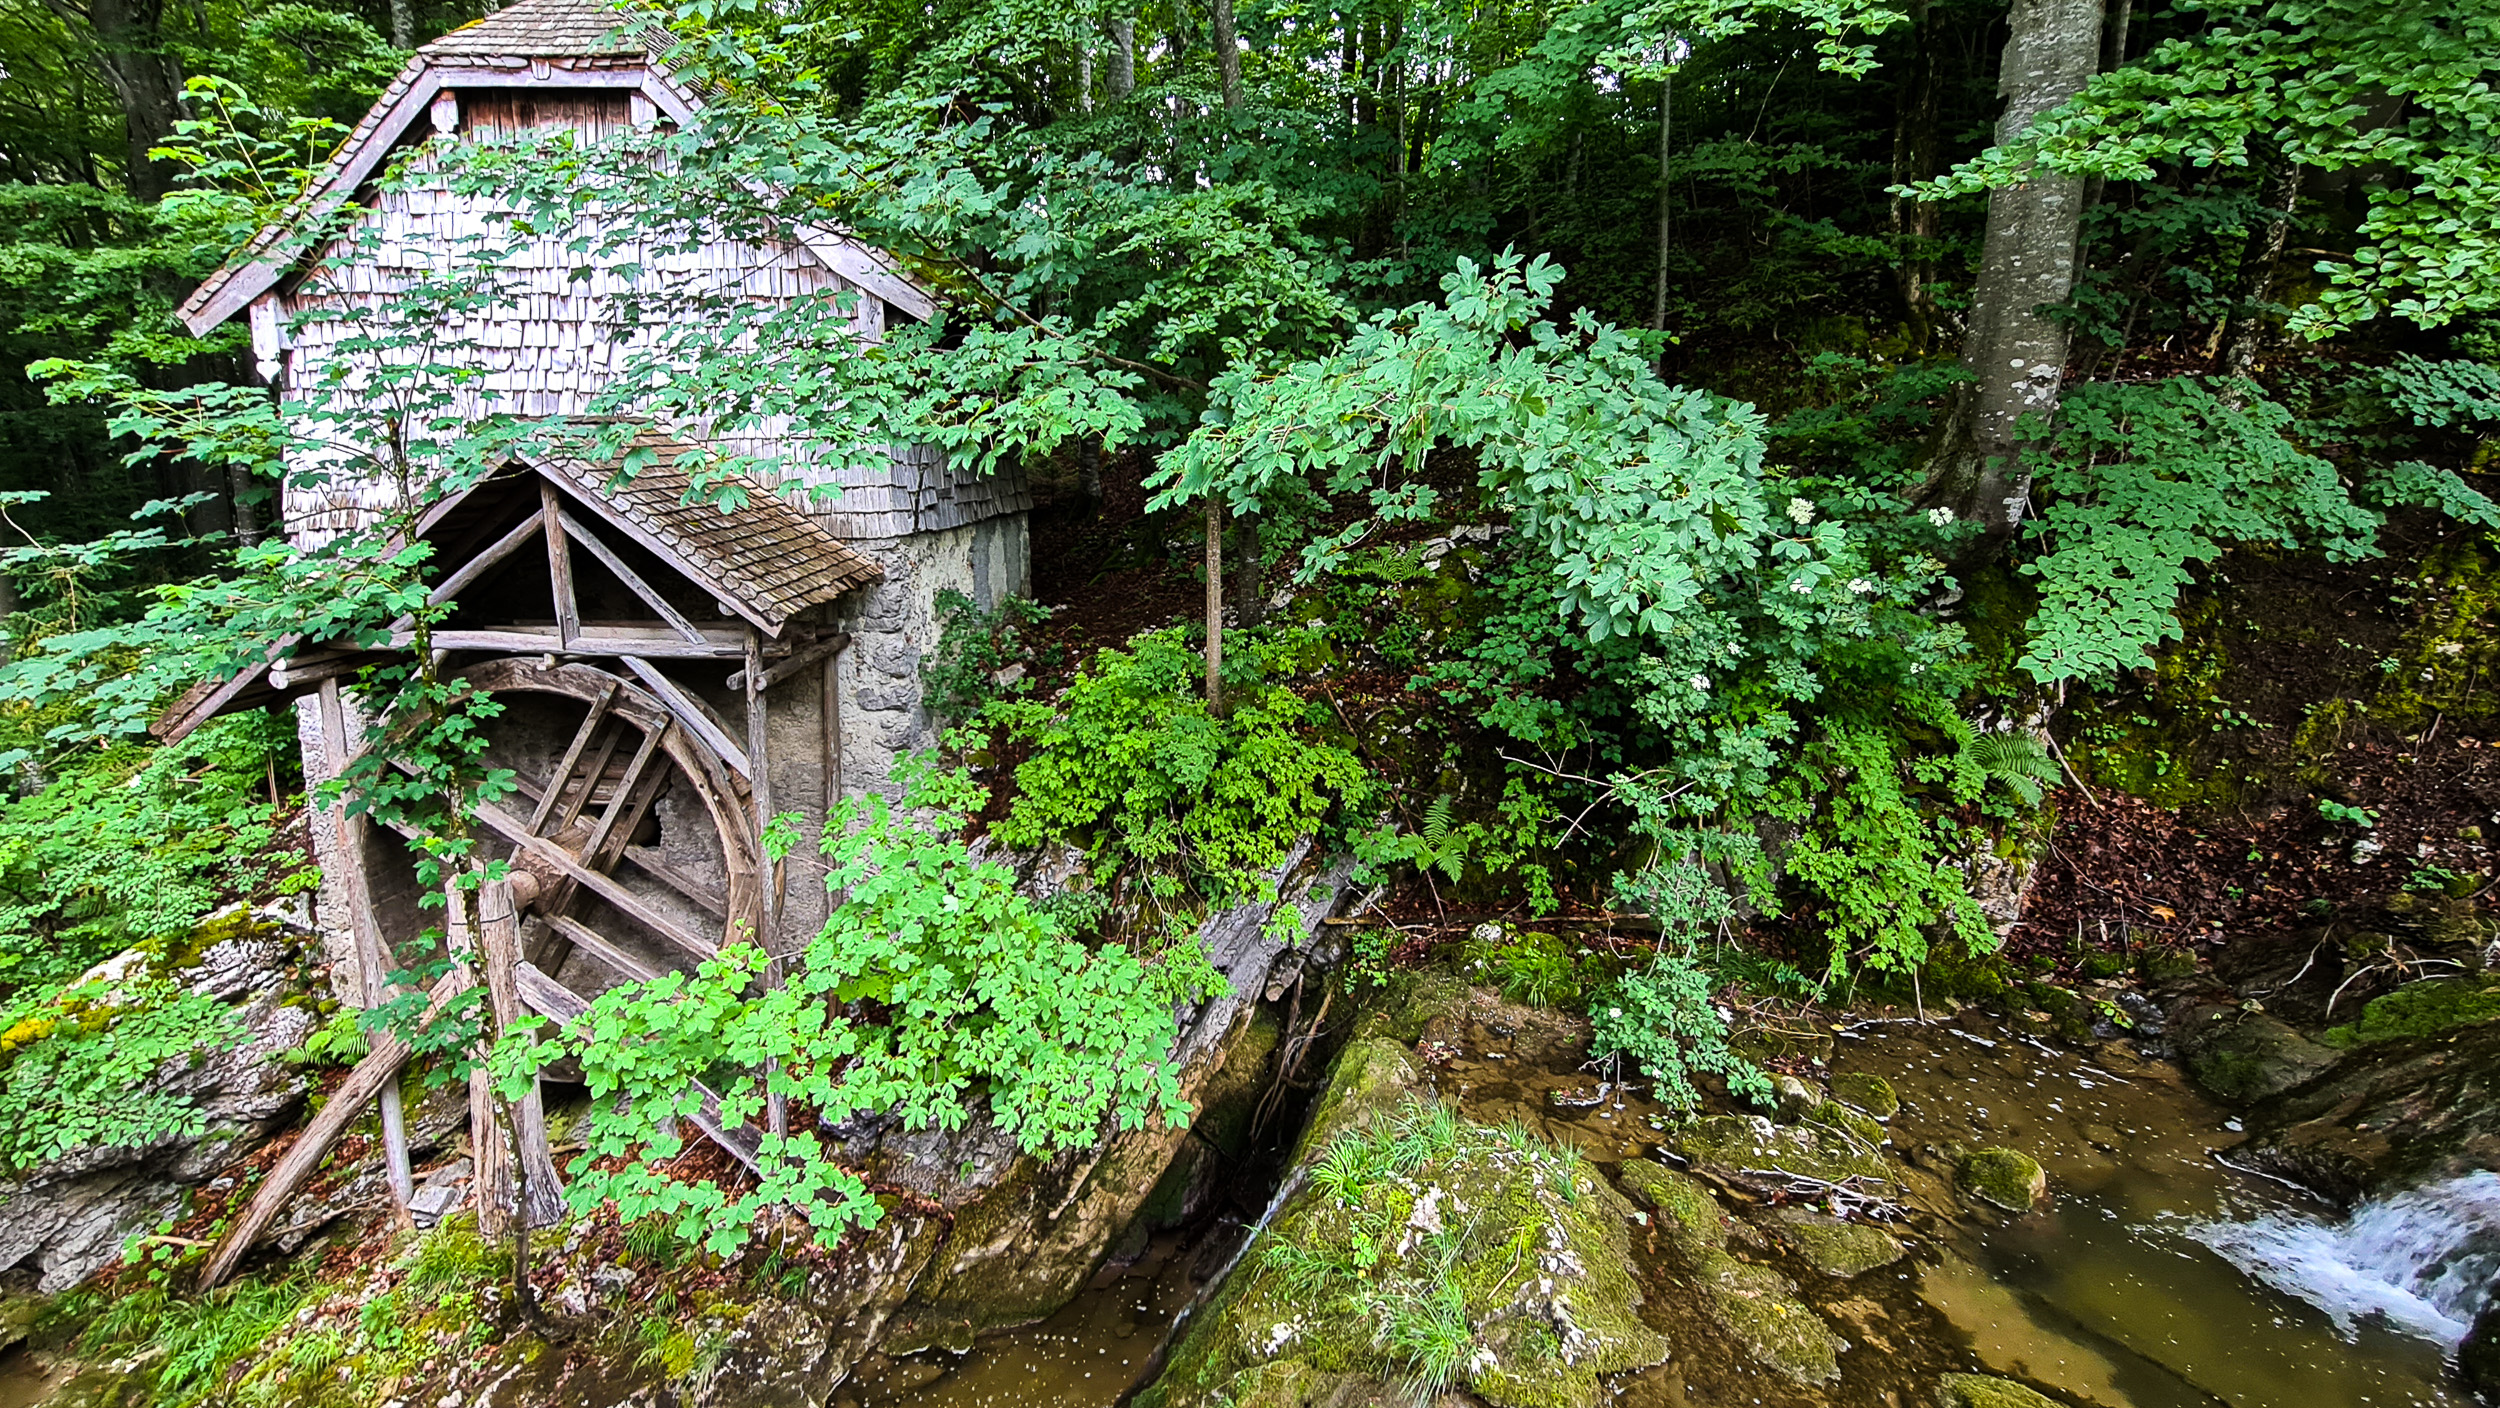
[0,0,2497,1257]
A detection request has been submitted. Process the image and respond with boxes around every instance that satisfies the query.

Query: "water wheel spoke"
[526,678,619,835]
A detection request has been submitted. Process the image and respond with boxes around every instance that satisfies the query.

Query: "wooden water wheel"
[454,655,764,993]
[172,432,889,1282]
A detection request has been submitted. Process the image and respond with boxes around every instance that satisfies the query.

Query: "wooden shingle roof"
[421,0,666,59]
[522,428,883,629]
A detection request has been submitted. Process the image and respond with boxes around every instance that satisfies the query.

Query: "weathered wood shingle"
[420,0,665,58]
[525,426,883,625]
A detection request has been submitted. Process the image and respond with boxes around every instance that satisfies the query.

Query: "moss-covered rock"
[1805,1100,1886,1148]
[1938,1371,2062,1408]
[1616,1159,1729,1260]
[1293,1037,1423,1164]
[2174,1005,2341,1104]
[1828,1072,1898,1120]
[1144,1107,1669,1408]
[1669,1115,1894,1192]
[1956,1148,2047,1213]
[2321,978,2500,1048]
[1765,1209,1906,1278]
[1691,1250,1844,1385]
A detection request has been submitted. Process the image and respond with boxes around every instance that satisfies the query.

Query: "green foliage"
[2019,378,2388,686]
[920,588,1055,726]
[0,712,304,983]
[1462,927,1606,1009]
[1916,0,2500,335]
[1358,781,1564,916]
[1965,731,2063,809]
[0,967,242,1173]
[1590,954,1771,1111]
[499,765,1226,1255]
[81,1277,312,1405]
[987,626,1373,911]
[2317,798,2377,828]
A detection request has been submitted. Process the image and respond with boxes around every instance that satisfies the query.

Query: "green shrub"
[920,589,1056,726]
[986,625,1373,911]
[1588,955,1772,1111]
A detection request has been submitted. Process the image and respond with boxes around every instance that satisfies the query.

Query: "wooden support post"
[445,882,512,1239]
[541,482,580,649]
[744,628,788,1139]
[478,878,567,1227]
[317,680,415,1222]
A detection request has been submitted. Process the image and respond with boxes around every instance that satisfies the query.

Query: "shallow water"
[1845,1012,2475,1408]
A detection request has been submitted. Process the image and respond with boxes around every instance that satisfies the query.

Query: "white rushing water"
[2193,1171,2500,1349]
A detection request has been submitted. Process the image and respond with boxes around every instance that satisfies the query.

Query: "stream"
[854,1002,2488,1407]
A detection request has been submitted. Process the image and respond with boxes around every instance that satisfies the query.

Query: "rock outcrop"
[0,912,316,1291]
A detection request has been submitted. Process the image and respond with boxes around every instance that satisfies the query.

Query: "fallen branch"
[201,967,473,1290]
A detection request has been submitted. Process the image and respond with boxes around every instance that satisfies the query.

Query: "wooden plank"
[319,679,414,1220]
[466,792,718,963]
[199,967,472,1289]
[726,632,849,693]
[580,724,665,863]
[478,881,569,1230]
[553,718,628,835]
[619,656,750,778]
[542,482,581,648]
[527,679,618,835]
[515,963,762,1174]
[553,508,705,643]
[393,628,744,658]
[544,913,662,984]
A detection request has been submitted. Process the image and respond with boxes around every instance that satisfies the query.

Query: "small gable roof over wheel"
[152,425,882,743]
[174,0,933,337]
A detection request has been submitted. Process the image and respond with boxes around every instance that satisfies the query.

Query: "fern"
[1965,732,2062,809]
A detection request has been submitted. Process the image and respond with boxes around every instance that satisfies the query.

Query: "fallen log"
[199,968,473,1290]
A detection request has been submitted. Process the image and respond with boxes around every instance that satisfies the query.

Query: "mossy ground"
[2322,977,2500,1048]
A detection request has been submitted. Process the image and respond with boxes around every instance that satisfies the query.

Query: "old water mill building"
[154,0,1036,1246]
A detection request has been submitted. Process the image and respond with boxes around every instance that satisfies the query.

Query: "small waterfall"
[2193,1171,2500,1348]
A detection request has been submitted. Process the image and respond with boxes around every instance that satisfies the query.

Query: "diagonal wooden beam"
[527,679,619,836]
[466,793,717,963]
[543,913,662,985]
[199,967,473,1289]
[553,508,705,643]
[423,507,545,617]
[542,482,581,649]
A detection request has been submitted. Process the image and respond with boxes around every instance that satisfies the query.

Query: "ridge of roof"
[421,0,671,59]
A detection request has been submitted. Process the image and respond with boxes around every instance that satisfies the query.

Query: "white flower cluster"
[1928,506,1956,528]
[1689,675,1710,692]
[1788,579,1812,594]
[1786,497,1816,527]
[1847,578,1874,594]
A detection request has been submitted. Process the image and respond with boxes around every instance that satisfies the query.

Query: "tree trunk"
[1209,0,1243,110]
[1651,67,1673,332]
[1109,16,1136,98]
[1203,500,1224,714]
[389,0,413,49]
[2215,143,2301,382]
[1888,0,1945,352]
[46,0,183,201]
[1916,0,2103,551]
[1077,42,1095,113]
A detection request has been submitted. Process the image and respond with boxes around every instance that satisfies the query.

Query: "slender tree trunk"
[1651,66,1673,331]
[1109,16,1136,97]
[1077,42,1095,113]
[1916,0,2104,551]
[1888,0,1944,351]
[45,0,183,201]
[1208,0,1243,110]
[2216,142,2301,382]
[389,0,413,49]
[1203,501,1224,714]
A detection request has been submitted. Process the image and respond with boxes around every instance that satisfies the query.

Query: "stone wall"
[824,511,1031,801]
